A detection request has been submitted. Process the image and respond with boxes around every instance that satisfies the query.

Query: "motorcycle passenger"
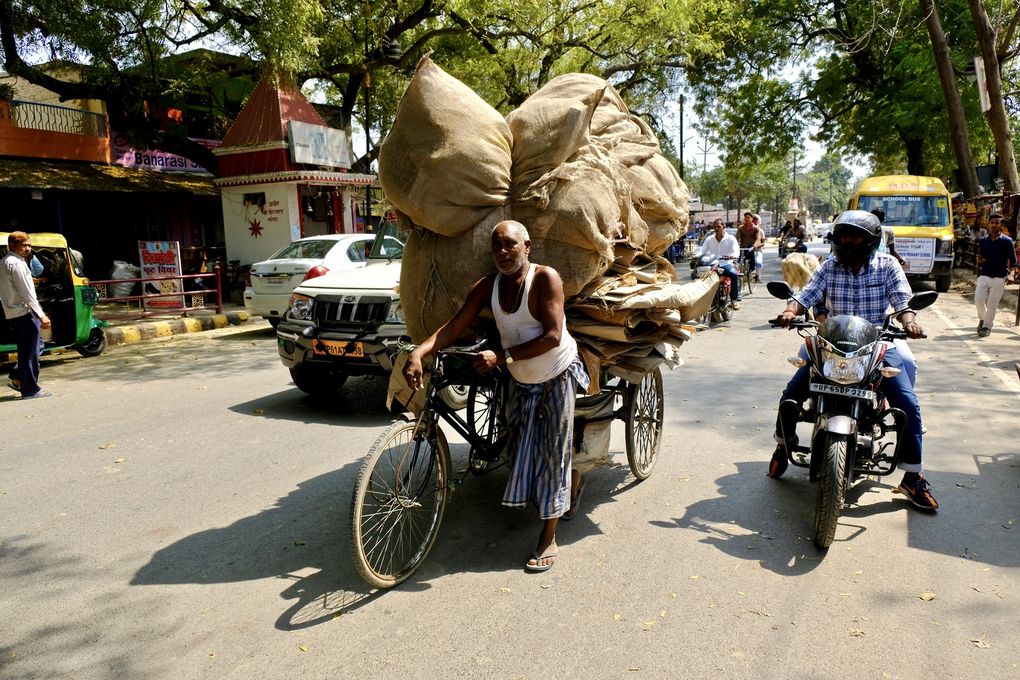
[768,210,938,511]
[696,219,742,309]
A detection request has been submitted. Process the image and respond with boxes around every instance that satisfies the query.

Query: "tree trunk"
[904,136,926,175]
[968,0,1020,191]
[921,0,980,196]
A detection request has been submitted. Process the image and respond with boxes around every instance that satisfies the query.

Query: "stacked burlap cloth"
[380,57,718,389]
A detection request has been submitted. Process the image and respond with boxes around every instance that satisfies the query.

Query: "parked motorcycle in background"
[766,281,938,548]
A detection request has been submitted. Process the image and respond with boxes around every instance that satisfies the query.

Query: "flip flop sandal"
[7,381,21,392]
[525,551,557,572]
[561,478,586,521]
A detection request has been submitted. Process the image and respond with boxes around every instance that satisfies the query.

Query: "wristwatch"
[504,349,514,365]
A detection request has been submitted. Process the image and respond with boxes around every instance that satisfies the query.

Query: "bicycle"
[349,339,664,588]
[739,247,757,295]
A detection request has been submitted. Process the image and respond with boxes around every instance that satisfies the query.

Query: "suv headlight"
[821,350,869,384]
[288,293,313,321]
[386,299,404,324]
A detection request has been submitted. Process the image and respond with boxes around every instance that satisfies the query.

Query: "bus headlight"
[937,239,953,255]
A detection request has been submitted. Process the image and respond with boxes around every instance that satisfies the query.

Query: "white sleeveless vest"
[492,264,577,384]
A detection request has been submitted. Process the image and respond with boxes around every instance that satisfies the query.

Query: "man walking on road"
[974,214,1017,337]
[1,232,51,398]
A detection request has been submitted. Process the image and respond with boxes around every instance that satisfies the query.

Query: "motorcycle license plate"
[809,383,874,400]
[312,339,364,358]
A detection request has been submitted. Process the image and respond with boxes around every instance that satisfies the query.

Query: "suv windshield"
[368,220,406,259]
[857,195,950,227]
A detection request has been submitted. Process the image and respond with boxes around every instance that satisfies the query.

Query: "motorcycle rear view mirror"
[766,281,795,300]
[908,291,938,312]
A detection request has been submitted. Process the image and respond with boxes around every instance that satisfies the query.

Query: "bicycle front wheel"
[744,264,755,295]
[350,421,450,589]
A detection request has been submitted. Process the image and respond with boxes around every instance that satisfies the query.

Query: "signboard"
[138,241,184,310]
[112,133,219,173]
[896,237,935,275]
[288,120,352,168]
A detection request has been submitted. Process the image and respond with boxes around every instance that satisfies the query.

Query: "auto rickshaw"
[1,232,106,358]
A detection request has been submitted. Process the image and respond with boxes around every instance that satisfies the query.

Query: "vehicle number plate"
[263,276,289,288]
[809,383,874,400]
[312,339,364,358]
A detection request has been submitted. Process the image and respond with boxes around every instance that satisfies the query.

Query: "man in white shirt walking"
[1,232,52,398]
[696,219,742,308]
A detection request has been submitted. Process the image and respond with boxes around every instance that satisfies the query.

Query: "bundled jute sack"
[399,208,504,342]
[379,57,512,238]
[627,155,691,255]
[505,82,602,192]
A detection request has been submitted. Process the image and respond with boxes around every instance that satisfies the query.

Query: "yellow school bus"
[848,175,954,292]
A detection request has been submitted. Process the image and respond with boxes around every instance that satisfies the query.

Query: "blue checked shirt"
[794,252,912,326]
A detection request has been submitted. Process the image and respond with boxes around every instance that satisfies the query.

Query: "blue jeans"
[718,262,740,301]
[11,314,42,396]
[775,346,923,472]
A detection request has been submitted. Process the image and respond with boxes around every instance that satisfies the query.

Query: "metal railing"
[88,271,223,320]
[9,99,108,138]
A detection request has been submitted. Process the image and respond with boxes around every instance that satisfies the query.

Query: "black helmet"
[831,210,881,262]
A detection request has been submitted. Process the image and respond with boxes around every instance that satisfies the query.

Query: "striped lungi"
[502,355,589,519]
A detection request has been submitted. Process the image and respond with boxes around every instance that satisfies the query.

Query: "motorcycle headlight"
[386,299,404,324]
[288,293,313,321]
[821,350,869,384]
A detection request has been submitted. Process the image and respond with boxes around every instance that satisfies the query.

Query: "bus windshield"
[857,195,950,227]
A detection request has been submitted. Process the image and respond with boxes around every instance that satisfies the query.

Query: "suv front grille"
[312,295,391,330]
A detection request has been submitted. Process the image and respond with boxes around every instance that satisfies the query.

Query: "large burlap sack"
[506,82,602,192]
[379,57,512,238]
[627,154,691,255]
[399,208,504,342]
[513,152,623,298]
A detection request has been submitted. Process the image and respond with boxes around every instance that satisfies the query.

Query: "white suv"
[275,222,407,396]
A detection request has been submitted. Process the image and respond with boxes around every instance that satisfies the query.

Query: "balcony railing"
[9,99,108,138]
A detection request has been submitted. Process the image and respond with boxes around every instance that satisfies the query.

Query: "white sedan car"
[243,233,375,326]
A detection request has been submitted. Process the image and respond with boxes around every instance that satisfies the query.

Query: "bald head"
[492,220,530,242]
[491,220,531,275]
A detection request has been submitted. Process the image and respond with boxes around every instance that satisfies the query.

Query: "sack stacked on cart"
[380,57,702,363]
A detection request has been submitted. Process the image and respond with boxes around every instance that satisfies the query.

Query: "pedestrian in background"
[1,232,51,398]
[974,213,1018,337]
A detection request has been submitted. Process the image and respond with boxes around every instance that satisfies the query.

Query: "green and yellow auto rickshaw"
[1,232,106,358]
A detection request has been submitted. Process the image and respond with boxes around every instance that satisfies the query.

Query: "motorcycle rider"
[768,210,938,511]
[695,219,741,309]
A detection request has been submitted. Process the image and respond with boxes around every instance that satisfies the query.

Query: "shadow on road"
[228,376,396,428]
[653,455,1019,575]
[130,443,629,632]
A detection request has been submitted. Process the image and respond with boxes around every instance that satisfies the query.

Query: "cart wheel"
[625,367,664,480]
[467,381,508,447]
[350,421,450,589]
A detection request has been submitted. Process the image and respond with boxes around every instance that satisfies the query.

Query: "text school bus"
[848,175,954,292]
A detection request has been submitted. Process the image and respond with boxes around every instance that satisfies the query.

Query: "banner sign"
[896,237,935,275]
[288,120,352,168]
[113,133,219,173]
[138,241,185,310]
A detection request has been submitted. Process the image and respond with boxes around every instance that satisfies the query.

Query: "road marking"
[933,308,1020,398]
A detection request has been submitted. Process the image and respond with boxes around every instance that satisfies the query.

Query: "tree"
[921,0,981,196]
[968,0,1020,190]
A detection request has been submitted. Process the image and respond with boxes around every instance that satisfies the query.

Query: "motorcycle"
[778,237,807,259]
[691,254,739,323]
[766,281,937,548]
